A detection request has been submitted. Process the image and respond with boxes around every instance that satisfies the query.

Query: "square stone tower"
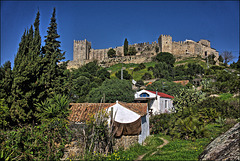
[73,39,91,64]
[158,35,173,53]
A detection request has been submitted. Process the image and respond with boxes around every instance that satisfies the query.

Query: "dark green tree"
[97,68,110,81]
[206,54,216,65]
[230,53,240,69]
[42,8,69,97]
[146,80,187,97]
[88,79,135,103]
[153,62,172,79]
[0,61,13,106]
[70,61,110,102]
[72,76,91,102]
[128,46,137,56]
[115,69,132,80]
[155,52,176,67]
[218,55,224,63]
[107,49,116,58]
[186,63,204,76]
[124,38,128,56]
[10,11,43,125]
[141,73,152,80]
[136,80,144,87]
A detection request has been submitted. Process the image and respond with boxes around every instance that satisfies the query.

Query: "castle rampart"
[67,35,219,69]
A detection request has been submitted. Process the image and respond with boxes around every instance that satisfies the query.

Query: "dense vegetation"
[1,8,239,160]
[0,9,74,160]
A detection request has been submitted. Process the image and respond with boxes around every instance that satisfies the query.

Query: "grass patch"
[174,57,208,69]
[107,62,156,80]
[219,93,233,101]
[106,135,164,160]
[143,122,234,160]
[84,122,236,161]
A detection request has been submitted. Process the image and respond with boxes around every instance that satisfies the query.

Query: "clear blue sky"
[1,1,239,66]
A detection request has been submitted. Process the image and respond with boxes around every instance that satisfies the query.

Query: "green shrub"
[141,73,152,80]
[0,120,71,160]
[170,114,207,140]
[196,97,239,119]
[136,80,144,87]
[147,66,154,71]
[150,114,172,135]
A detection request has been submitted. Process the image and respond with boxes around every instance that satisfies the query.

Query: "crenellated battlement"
[68,34,219,69]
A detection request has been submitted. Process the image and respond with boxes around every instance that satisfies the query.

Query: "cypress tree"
[42,8,69,97]
[124,38,128,56]
[10,11,43,125]
[11,27,32,124]
[0,61,13,107]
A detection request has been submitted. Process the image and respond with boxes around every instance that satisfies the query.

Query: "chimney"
[156,89,158,100]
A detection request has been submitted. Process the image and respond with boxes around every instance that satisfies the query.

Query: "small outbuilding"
[69,101,150,147]
[134,89,174,115]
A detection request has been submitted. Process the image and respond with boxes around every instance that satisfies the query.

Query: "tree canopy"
[88,79,135,103]
[107,49,116,58]
[155,52,176,67]
[115,69,132,80]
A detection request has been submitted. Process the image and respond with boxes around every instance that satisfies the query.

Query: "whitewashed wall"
[138,110,150,144]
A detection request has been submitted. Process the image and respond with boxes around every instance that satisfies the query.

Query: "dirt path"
[135,137,169,161]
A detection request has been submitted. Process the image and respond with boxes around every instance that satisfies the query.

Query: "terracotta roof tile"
[118,101,148,116]
[68,102,148,123]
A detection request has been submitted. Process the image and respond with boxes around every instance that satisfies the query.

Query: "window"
[165,100,168,109]
[140,93,149,97]
[205,51,207,56]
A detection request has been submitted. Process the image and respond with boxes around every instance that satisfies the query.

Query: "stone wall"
[89,48,108,61]
[113,135,139,151]
[68,35,219,69]
[62,123,140,159]
[99,53,155,67]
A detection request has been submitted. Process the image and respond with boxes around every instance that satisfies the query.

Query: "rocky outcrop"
[199,123,240,161]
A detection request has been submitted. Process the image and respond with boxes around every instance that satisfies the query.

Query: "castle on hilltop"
[67,35,219,69]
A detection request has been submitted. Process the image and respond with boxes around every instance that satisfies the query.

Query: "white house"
[134,90,174,115]
[69,101,150,144]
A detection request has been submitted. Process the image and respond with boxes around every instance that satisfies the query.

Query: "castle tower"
[73,39,91,64]
[158,35,173,53]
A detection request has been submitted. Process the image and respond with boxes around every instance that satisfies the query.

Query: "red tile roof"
[68,102,148,123]
[146,90,174,99]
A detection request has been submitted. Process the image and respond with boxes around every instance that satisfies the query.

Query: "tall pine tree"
[11,11,43,125]
[0,61,13,107]
[42,8,69,97]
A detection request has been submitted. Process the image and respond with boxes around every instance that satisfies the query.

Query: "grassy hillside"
[107,62,156,80]
[106,57,211,81]
[174,57,209,69]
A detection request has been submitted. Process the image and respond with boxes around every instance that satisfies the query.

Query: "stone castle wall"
[67,35,219,69]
